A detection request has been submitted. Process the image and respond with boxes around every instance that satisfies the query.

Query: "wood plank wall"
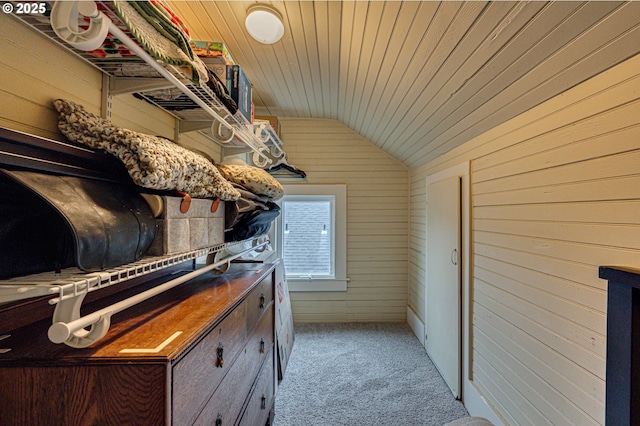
[1,16,410,323]
[0,15,221,160]
[279,118,409,322]
[409,52,640,426]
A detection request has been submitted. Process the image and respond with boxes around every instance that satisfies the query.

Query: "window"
[282,197,334,278]
[275,184,347,291]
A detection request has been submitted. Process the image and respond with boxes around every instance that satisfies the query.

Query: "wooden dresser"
[0,262,277,426]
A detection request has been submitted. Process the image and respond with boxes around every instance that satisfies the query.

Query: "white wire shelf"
[0,237,271,348]
[11,1,278,164]
[0,241,248,305]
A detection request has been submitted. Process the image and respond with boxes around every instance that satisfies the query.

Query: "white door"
[426,175,461,398]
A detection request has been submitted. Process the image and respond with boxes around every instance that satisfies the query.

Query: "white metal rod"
[105,22,235,137]
[48,242,267,344]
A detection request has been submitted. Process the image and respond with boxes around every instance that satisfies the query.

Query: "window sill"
[287,278,349,292]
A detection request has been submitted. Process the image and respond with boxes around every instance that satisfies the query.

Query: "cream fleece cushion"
[216,163,284,200]
[54,99,240,201]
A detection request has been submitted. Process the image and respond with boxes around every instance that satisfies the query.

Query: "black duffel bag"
[0,168,156,279]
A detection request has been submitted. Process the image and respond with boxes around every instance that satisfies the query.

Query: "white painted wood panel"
[473,242,606,305]
[281,118,408,323]
[474,300,604,425]
[0,14,223,161]
[0,15,100,138]
[352,1,416,132]
[409,49,640,424]
[474,274,605,378]
[473,319,601,426]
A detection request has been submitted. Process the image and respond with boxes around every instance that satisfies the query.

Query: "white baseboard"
[406,305,504,425]
[463,383,505,426]
[406,305,425,348]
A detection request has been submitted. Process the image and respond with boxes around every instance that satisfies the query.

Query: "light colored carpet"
[273,322,469,426]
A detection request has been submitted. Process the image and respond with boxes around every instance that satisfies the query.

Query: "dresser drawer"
[172,302,247,426]
[193,306,274,425]
[246,272,274,334]
[238,348,275,426]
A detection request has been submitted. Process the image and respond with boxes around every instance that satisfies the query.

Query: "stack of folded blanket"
[54,99,283,243]
[54,99,240,201]
[216,161,284,242]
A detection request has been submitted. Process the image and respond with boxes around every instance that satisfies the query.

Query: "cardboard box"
[255,115,280,136]
[204,60,228,86]
[191,41,235,64]
[147,196,225,255]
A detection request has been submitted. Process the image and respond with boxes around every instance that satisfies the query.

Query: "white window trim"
[275,184,347,292]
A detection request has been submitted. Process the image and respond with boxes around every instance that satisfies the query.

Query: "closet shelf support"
[48,240,269,348]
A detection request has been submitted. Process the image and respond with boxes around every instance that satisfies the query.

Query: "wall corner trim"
[407,305,425,348]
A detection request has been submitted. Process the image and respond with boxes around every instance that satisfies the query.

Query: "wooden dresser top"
[0,262,275,364]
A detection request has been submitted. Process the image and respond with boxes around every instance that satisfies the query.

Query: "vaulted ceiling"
[167,1,640,168]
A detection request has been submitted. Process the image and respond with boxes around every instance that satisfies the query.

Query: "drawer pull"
[216,343,224,368]
[261,394,267,409]
[260,338,265,353]
[216,414,223,425]
[259,293,266,309]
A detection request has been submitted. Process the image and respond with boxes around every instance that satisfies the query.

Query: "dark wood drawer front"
[246,273,274,334]
[238,348,275,426]
[172,303,247,426]
[194,307,274,426]
[0,364,167,426]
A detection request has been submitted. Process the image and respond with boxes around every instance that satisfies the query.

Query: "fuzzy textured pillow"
[54,99,240,201]
[216,163,284,200]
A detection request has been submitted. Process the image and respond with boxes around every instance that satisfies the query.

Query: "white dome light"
[245,5,284,44]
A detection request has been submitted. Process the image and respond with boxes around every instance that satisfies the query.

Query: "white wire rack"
[0,240,244,305]
[0,239,269,348]
[11,1,282,164]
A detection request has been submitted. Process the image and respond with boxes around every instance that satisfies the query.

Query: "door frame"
[425,162,468,394]
[424,162,504,425]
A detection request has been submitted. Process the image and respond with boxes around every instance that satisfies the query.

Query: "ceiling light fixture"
[245,4,284,44]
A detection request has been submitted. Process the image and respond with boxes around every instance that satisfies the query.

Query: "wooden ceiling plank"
[380,2,491,152]
[313,1,331,118]
[388,1,546,158]
[246,1,297,115]
[150,2,640,169]
[337,1,356,121]
[349,2,402,131]
[377,1,487,152]
[361,1,441,147]
[392,0,582,163]
[368,1,464,150]
[398,2,583,158]
[263,0,317,117]
[352,1,420,133]
[406,6,639,168]
[284,1,318,116]
[326,1,343,120]
[401,1,625,166]
[343,1,386,128]
[298,1,324,116]
[339,1,370,124]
